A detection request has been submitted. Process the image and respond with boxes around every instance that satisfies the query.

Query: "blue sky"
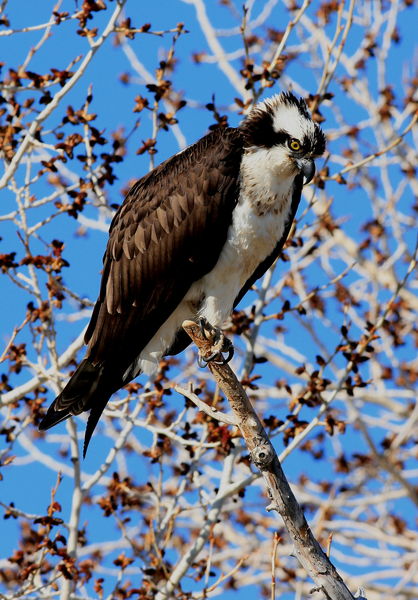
[1,1,417,598]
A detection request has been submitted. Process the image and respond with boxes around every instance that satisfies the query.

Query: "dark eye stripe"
[272,130,288,146]
[241,109,288,148]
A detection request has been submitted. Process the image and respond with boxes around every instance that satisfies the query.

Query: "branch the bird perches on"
[181,319,363,600]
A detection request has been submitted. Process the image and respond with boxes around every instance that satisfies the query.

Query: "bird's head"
[240,92,326,185]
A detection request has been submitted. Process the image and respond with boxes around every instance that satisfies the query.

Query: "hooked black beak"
[297,158,315,185]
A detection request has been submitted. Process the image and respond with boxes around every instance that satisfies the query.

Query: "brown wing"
[84,127,243,380]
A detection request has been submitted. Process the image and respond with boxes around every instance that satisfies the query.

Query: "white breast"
[194,184,292,326]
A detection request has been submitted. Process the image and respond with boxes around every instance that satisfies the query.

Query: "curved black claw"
[223,344,234,364]
[205,350,224,364]
[196,318,234,368]
[197,353,209,368]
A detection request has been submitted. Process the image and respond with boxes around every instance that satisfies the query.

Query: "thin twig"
[0,0,127,190]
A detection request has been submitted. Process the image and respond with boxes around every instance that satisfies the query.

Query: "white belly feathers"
[134,186,293,376]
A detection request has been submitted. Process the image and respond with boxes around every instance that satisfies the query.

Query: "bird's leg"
[197,318,234,367]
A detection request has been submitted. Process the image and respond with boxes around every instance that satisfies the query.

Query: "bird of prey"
[39,92,325,455]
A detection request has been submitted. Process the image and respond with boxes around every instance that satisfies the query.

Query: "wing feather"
[156,206,170,234]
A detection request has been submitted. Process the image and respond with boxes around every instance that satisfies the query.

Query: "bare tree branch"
[182,320,358,600]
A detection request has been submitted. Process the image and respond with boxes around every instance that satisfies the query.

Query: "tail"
[39,359,114,458]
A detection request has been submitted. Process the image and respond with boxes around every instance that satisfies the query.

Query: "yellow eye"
[289,138,301,151]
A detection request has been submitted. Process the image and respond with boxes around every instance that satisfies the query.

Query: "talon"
[196,320,234,368]
[197,353,208,368]
[205,350,221,363]
[219,336,234,364]
[197,349,233,368]
[213,343,234,365]
[199,317,211,341]
[224,345,234,364]
[197,349,221,367]
[197,338,234,368]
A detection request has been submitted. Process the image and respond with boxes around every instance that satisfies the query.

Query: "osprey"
[40,92,325,455]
